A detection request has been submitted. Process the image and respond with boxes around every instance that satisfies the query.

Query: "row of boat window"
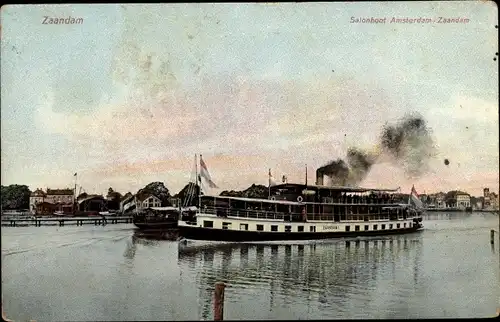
[271,189,401,203]
[202,204,409,216]
[202,220,408,232]
[203,207,411,222]
[318,195,399,204]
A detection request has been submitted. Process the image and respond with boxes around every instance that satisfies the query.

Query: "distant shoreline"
[425,208,498,213]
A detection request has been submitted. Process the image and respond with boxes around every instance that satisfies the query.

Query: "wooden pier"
[1,216,133,227]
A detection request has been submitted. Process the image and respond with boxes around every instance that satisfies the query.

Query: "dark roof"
[47,189,74,195]
[136,193,160,202]
[36,201,73,206]
[35,201,55,206]
[270,183,401,193]
[106,191,121,199]
[31,189,46,196]
[121,194,135,204]
[77,195,105,204]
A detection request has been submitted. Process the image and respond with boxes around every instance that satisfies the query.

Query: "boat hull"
[133,221,178,230]
[178,225,422,242]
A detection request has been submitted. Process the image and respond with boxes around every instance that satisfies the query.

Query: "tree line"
[0,182,269,211]
[1,182,487,211]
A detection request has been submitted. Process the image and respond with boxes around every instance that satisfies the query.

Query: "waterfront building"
[168,197,181,208]
[489,192,499,210]
[105,188,122,210]
[34,202,57,215]
[45,189,74,204]
[456,193,471,210]
[482,188,499,210]
[136,193,162,210]
[435,192,446,208]
[120,193,163,213]
[29,188,46,213]
[419,194,428,205]
[77,195,107,212]
[483,188,491,209]
[424,193,444,209]
[30,188,75,215]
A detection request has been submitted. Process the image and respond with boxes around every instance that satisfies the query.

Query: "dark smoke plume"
[380,113,435,178]
[316,159,350,185]
[346,147,378,184]
[318,113,435,186]
[317,148,378,186]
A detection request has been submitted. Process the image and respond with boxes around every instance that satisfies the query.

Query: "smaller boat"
[132,154,201,230]
[133,206,197,230]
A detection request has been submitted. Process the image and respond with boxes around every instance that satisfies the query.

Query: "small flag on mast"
[409,185,423,209]
[199,155,218,188]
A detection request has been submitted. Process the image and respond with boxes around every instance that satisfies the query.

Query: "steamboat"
[178,162,424,242]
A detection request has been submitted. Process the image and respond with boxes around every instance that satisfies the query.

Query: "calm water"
[2,212,499,320]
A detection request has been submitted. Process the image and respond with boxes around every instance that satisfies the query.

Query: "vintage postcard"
[1,2,499,321]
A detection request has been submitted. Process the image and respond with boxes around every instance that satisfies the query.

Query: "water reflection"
[3,212,498,320]
[176,235,424,317]
[119,224,495,319]
[423,212,473,221]
[122,230,179,260]
[123,237,137,259]
[132,229,179,242]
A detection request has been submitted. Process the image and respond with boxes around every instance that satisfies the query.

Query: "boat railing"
[202,207,287,220]
[322,197,402,205]
[199,206,419,222]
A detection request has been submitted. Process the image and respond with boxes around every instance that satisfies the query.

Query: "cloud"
[429,94,498,124]
[33,61,499,196]
[35,51,403,158]
[424,94,499,168]
[35,89,202,143]
[28,53,499,197]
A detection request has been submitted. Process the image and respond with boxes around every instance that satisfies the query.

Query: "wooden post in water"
[213,282,226,321]
[491,229,495,245]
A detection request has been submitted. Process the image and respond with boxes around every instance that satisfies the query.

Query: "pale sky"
[1,2,498,197]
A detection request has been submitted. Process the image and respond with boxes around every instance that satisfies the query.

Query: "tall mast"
[195,154,198,188]
[305,164,308,186]
[73,172,77,214]
[196,154,201,207]
[268,168,271,199]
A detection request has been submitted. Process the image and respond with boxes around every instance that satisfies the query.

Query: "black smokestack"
[316,168,324,185]
[317,148,378,187]
[317,159,350,186]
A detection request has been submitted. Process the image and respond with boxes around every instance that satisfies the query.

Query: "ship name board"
[322,225,338,230]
